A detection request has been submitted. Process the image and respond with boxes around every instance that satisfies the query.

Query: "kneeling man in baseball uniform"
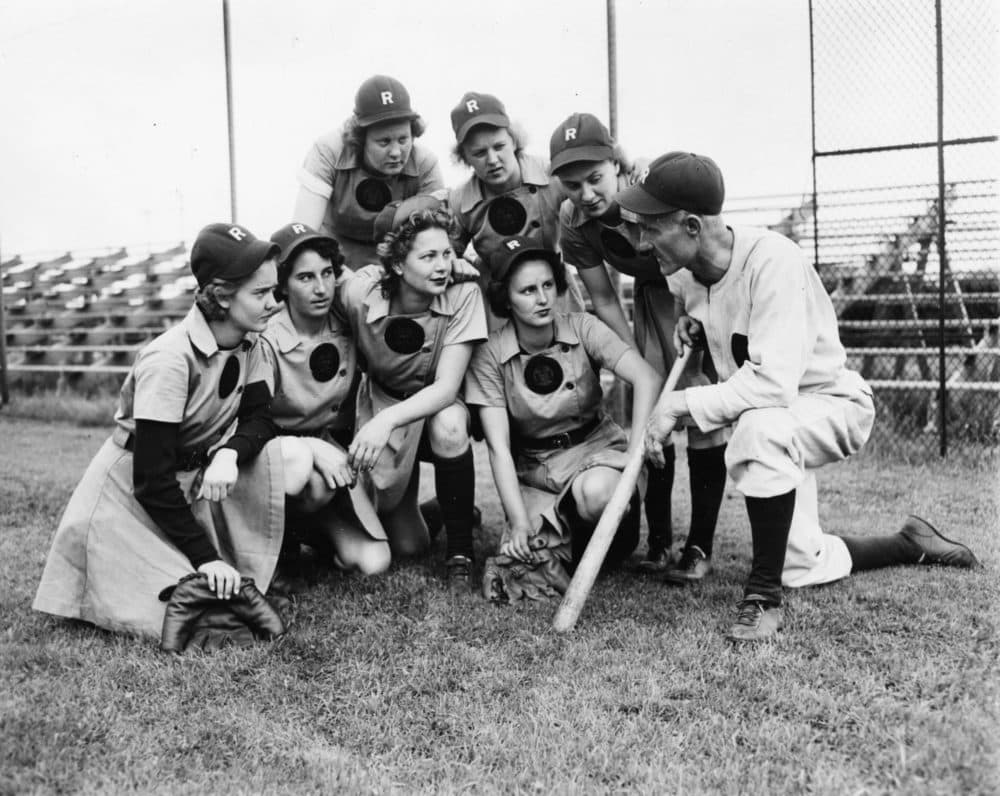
[618,152,980,641]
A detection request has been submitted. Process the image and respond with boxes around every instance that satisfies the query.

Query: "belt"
[514,416,602,451]
[118,431,213,472]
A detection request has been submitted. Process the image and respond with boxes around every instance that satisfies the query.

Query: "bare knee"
[280,436,314,496]
[427,403,470,458]
[352,541,391,576]
[572,468,617,523]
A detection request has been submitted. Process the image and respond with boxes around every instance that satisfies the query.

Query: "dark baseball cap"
[492,235,562,283]
[270,222,338,266]
[190,223,279,287]
[372,194,444,242]
[354,75,417,128]
[549,112,615,174]
[616,151,725,216]
[451,92,510,144]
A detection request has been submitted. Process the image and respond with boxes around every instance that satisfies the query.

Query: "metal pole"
[0,234,9,406]
[808,0,820,271]
[223,0,238,223]
[935,0,947,457]
[606,0,618,139]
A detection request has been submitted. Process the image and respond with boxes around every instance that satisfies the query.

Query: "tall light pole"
[606,0,618,139]
[223,0,237,223]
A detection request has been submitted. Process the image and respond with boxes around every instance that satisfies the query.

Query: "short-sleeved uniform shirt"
[464,311,630,439]
[114,304,270,452]
[336,265,488,395]
[298,131,444,267]
[259,306,358,437]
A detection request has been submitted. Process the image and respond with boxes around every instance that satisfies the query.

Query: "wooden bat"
[552,347,693,633]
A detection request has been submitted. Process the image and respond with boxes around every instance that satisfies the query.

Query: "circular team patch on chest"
[309,342,341,382]
[219,355,241,399]
[524,355,563,395]
[487,196,528,236]
[384,318,425,354]
[600,228,638,260]
[355,178,392,212]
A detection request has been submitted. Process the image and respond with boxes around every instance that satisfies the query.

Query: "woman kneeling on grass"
[464,236,662,598]
[33,223,320,639]
[261,223,392,577]
[334,196,488,593]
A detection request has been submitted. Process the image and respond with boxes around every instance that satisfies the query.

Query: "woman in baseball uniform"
[261,222,391,576]
[465,236,662,573]
[447,91,586,327]
[293,75,445,269]
[548,112,729,581]
[33,223,318,640]
[335,196,488,593]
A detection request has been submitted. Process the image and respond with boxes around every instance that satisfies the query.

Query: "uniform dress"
[33,305,286,638]
[667,226,875,587]
[335,266,488,513]
[449,152,585,327]
[464,311,635,550]
[297,131,444,268]
[259,306,385,543]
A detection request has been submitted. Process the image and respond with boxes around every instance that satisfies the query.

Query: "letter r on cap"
[380,91,394,105]
[505,239,521,250]
[228,226,247,241]
[565,128,577,141]
[639,167,650,183]
[291,223,307,234]
[466,99,479,113]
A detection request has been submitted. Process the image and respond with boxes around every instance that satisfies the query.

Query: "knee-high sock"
[744,490,796,606]
[840,533,921,572]
[686,444,727,557]
[643,446,674,553]
[433,447,475,560]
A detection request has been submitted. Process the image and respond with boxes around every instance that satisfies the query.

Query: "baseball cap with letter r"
[190,223,279,287]
[354,75,418,127]
[616,151,726,217]
[451,92,511,144]
[548,112,616,174]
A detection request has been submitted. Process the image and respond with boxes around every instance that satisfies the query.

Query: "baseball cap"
[354,75,417,128]
[190,223,279,287]
[549,112,615,174]
[270,222,338,266]
[616,151,725,217]
[372,194,444,242]
[451,92,510,144]
[492,235,562,283]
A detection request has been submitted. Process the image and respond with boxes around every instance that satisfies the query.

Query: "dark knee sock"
[744,490,796,606]
[433,447,475,560]
[840,533,922,572]
[566,492,640,572]
[686,444,727,557]
[643,447,674,553]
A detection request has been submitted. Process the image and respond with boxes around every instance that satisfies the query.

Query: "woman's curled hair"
[275,238,345,302]
[486,254,568,319]
[376,208,458,299]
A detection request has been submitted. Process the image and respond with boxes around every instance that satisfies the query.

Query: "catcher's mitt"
[482,546,571,604]
[159,573,286,653]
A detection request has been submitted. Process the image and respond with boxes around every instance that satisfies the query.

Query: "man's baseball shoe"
[725,596,783,642]
[900,515,980,568]
[637,547,675,573]
[663,545,712,585]
[445,555,475,595]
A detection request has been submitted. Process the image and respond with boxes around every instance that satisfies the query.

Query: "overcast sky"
[0,0,992,259]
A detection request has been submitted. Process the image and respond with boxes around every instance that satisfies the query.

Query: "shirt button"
[528,186,537,194]
[236,386,243,393]
[565,382,575,390]
[338,369,347,377]
[331,405,339,413]
[561,344,569,353]
[530,220,541,228]
[421,345,432,353]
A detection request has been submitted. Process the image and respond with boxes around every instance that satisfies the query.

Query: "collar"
[455,152,552,214]
[183,304,221,357]
[364,283,462,323]
[334,141,421,178]
[496,312,580,363]
[267,307,303,354]
[566,173,633,229]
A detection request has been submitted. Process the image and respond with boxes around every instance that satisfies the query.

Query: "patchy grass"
[1,417,997,794]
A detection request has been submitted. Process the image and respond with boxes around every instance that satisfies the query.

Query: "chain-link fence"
[802,0,1000,460]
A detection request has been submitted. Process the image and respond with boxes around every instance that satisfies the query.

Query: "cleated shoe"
[445,555,475,595]
[900,515,980,568]
[637,547,674,573]
[725,595,783,642]
[663,545,712,585]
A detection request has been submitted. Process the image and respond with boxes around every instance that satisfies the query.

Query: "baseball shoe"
[899,515,980,568]
[637,547,675,573]
[445,555,475,595]
[420,499,482,540]
[725,595,783,642]
[663,545,712,585]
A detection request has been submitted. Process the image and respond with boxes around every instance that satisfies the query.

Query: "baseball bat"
[552,347,692,633]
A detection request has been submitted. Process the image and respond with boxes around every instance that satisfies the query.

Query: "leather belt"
[514,416,601,451]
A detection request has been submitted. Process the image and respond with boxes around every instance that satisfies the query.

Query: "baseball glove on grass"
[159,573,286,653]
[482,546,571,604]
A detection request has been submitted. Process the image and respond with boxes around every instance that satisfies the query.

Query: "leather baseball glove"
[482,545,571,604]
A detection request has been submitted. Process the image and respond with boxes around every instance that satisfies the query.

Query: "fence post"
[0,234,8,405]
[934,0,948,457]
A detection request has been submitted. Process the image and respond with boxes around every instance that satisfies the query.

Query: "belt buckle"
[552,432,572,449]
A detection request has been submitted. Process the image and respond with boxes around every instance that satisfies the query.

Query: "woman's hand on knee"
[313,442,356,490]
[348,416,394,473]
[198,449,239,501]
[197,559,241,600]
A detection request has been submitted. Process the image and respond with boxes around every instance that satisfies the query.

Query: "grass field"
[1,415,998,794]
